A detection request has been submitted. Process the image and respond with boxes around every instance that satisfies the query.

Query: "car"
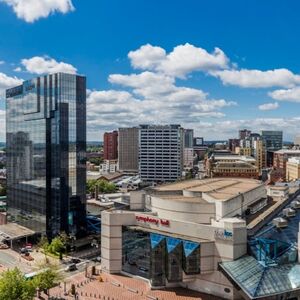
[70,258,81,264]
[20,248,28,254]
[64,263,77,272]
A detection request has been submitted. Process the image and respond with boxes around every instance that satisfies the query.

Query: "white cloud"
[0,61,4,65]
[0,72,22,95]
[21,56,77,75]
[258,102,279,111]
[195,117,300,141]
[128,43,229,78]
[13,67,22,72]
[87,70,236,140]
[269,87,300,103]
[1,0,74,22]
[128,44,166,70]
[212,68,300,88]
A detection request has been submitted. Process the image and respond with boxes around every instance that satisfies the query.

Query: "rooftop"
[153,178,263,202]
[275,149,300,154]
[0,223,35,240]
[220,255,300,299]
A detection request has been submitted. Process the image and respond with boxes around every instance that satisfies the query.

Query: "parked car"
[20,248,28,254]
[64,263,77,272]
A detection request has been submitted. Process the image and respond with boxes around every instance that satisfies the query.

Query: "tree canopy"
[87,179,117,195]
[0,268,35,300]
[0,266,61,300]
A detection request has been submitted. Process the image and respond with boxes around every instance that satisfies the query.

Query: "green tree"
[32,268,61,293]
[48,237,65,255]
[87,179,98,195]
[88,157,103,165]
[0,268,35,300]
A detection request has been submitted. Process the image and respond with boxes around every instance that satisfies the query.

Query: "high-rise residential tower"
[6,73,87,238]
[118,127,139,174]
[139,124,183,182]
[103,130,118,160]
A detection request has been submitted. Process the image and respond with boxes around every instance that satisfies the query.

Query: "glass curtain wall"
[122,227,200,287]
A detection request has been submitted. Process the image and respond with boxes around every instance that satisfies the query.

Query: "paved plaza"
[41,270,222,300]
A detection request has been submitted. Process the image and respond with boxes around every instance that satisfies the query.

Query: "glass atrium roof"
[220,256,300,299]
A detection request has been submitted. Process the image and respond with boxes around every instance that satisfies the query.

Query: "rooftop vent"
[283,208,296,218]
[273,217,288,228]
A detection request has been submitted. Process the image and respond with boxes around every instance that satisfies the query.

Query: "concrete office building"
[101,178,267,299]
[273,149,300,180]
[6,73,87,238]
[103,130,118,160]
[206,155,259,179]
[286,157,300,181]
[139,124,183,183]
[118,127,139,174]
[253,139,266,172]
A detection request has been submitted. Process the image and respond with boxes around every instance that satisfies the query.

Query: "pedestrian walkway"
[37,269,222,300]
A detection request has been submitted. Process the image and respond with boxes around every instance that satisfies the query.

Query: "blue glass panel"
[183,241,199,257]
[221,256,300,298]
[166,237,181,253]
[150,233,165,249]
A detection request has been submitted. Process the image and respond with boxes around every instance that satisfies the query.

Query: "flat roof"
[154,178,263,202]
[158,195,207,203]
[0,223,35,240]
[275,149,300,154]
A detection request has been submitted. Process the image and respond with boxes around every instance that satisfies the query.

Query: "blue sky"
[1,0,300,141]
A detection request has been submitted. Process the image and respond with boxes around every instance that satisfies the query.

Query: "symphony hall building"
[101,178,275,299]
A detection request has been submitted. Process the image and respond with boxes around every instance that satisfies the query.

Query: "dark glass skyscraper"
[6,73,86,238]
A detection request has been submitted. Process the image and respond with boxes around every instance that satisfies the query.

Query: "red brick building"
[103,131,118,160]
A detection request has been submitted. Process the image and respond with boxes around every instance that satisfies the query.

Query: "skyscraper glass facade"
[122,227,200,287]
[6,73,86,238]
[261,131,283,151]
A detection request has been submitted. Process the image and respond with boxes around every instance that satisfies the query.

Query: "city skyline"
[1,1,300,141]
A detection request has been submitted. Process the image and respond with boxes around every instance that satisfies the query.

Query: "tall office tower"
[261,130,283,167]
[184,129,194,148]
[118,127,139,173]
[139,124,183,182]
[6,73,86,239]
[239,129,251,140]
[261,131,283,151]
[103,130,118,160]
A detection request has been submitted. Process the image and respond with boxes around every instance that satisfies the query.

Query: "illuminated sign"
[214,229,233,241]
[136,215,170,226]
